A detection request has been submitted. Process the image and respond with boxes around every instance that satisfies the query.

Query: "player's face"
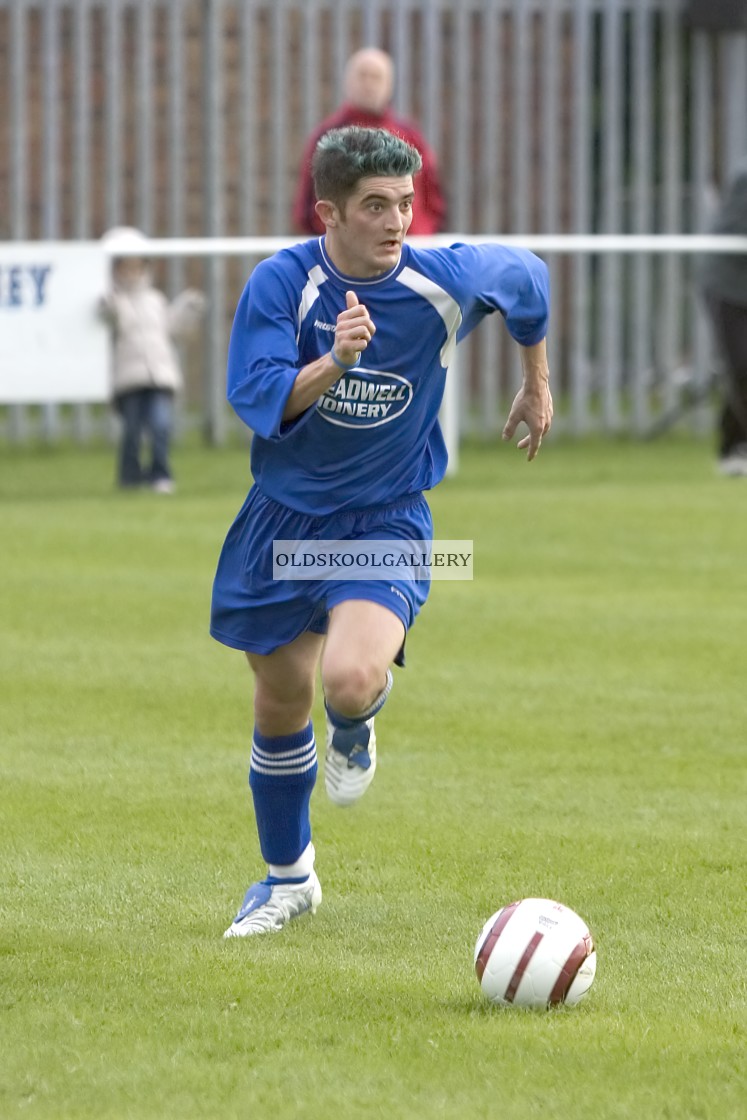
[327,176,415,278]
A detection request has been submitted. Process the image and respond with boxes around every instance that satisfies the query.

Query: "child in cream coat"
[99,227,205,492]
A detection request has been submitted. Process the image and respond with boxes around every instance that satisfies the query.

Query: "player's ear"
[315,199,339,228]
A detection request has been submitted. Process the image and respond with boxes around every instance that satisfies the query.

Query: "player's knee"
[322,660,383,718]
[252,676,314,734]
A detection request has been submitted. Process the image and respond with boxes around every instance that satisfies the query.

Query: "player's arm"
[502,338,553,461]
[228,271,374,438]
[282,290,376,421]
[454,243,551,460]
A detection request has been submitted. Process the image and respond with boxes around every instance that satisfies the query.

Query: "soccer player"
[212,126,552,937]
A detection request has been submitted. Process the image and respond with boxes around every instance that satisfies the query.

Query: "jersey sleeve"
[226,258,315,442]
[447,243,550,346]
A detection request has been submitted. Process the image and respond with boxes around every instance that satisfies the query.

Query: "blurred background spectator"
[698,159,747,476]
[99,227,206,492]
[292,48,446,237]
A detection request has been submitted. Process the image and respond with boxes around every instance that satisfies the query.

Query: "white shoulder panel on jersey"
[395,266,463,367]
[296,265,328,339]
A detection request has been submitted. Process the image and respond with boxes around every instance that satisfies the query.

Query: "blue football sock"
[249,722,317,868]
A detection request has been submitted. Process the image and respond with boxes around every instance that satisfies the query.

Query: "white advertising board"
[0,242,110,403]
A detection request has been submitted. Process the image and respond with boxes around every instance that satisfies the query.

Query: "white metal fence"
[1,0,746,442]
[3,234,746,451]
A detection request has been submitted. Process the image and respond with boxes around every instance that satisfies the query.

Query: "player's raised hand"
[333,290,376,367]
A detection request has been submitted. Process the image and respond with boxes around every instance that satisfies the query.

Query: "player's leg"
[321,599,405,807]
[224,629,325,938]
[323,598,404,715]
[318,492,433,806]
[212,486,333,936]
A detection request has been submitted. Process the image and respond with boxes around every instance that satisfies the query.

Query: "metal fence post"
[202,0,227,446]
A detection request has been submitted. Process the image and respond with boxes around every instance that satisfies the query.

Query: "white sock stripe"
[251,740,316,763]
[251,749,316,767]
[251,743,317,770]
[251,755,317,773]
[250,754,318,777]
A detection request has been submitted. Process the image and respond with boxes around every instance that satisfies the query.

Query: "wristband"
[330,348,361,372]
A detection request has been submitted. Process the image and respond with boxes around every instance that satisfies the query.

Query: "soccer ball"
[474,898,597,1009]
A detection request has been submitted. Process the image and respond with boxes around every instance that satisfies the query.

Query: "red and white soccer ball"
[474,898,597,1009]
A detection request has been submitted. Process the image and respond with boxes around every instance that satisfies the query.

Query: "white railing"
[2,235,746,454]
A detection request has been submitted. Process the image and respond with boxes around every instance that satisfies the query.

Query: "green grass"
[1,435,745,1119]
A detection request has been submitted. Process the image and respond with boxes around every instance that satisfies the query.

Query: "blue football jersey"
[226,237,549,514]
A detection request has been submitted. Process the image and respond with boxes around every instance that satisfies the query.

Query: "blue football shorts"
[210,486,433,654]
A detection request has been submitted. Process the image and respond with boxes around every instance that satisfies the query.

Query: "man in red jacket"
[293,48,447,236]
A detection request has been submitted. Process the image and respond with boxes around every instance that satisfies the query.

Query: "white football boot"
[324,716,377,807]
[223,870,322,937]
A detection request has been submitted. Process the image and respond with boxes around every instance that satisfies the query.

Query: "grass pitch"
[1,435,745,1119]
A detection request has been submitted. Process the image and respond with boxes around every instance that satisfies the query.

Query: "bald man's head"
[344,49,395,114]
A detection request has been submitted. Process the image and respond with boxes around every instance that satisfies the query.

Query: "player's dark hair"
[312,126,422,210]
